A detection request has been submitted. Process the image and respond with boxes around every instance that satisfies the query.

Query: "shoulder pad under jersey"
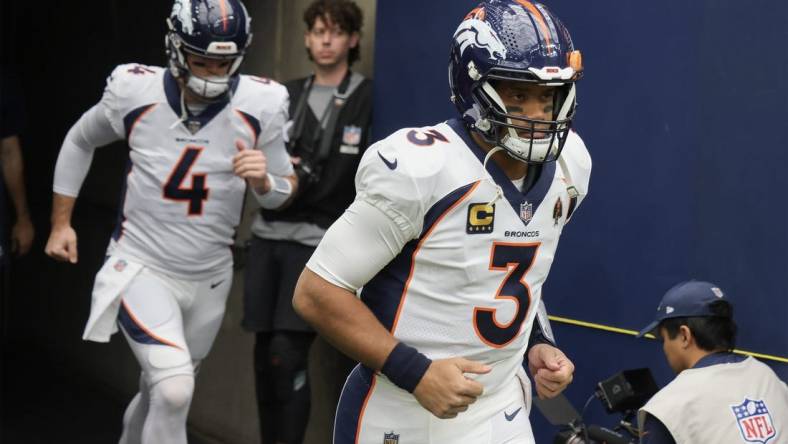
[559,130,592,200]
[234,75,288,119]
[354,125,452,238]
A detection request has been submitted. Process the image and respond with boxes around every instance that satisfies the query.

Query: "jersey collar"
[692,351,747,369]
[446,118,556,227]
[163,71,239,133]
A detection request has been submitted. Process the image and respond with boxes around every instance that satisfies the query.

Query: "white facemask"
[186,74,231,99]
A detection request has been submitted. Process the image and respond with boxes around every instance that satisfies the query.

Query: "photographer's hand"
[527,344,574,399]
[233,139,270,194]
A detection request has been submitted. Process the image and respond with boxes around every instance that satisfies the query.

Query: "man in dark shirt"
[241,1,372,443]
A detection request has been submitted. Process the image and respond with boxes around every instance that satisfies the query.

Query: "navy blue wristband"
[526,317,556,354]
[381,342,432,393]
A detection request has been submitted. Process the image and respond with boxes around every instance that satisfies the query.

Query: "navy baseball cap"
[637,280,726,338]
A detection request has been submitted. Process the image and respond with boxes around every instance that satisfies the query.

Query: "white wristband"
[254,173,293,209]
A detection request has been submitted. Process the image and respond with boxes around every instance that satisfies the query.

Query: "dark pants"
[243,237,354,443]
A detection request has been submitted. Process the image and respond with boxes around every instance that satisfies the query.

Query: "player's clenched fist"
[45,224,78,264]
[233,139,270,194]
[528,343,575,399]
[412,357,491,419]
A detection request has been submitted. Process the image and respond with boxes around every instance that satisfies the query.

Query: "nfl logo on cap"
[731,398,776,443]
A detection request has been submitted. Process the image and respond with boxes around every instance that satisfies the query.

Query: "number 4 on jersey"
[163,146,209,215]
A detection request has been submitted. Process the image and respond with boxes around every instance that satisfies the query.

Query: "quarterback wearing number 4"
[44,1,296,443]
[294,1,590,443]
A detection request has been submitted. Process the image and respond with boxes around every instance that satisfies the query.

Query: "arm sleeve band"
[251,173,293,209]
[306,198,412,292]
[257,95,294,179]
[53,103,122,196]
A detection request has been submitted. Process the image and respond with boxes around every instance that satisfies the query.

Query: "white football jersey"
[355,119,591,395]
[101,64,292,278]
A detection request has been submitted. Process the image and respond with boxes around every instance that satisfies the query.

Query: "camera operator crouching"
[636,281,788,444]
[241,1,372,443]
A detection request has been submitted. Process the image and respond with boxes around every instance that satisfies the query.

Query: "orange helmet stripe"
[219,0,229,32]
[514,0,552,50]
[465,6,486,21]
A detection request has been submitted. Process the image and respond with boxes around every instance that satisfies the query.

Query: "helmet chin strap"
[478,145,504,207]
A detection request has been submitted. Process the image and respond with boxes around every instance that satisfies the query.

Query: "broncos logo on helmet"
[171,0,195,36]
[449,0,582,164]
[453,19,507,61]
[165,0,252,100]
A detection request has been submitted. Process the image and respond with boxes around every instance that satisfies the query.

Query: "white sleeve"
[53,101,123,196]
[306,199,411,292]
[305,133,445,291]
[250,94,294,208]
[257,95,293,178]
[351,136,445,239]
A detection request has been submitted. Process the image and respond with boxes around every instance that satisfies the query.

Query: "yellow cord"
[547,315,788,364]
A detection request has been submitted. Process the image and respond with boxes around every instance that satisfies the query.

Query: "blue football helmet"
[165,0,252,99]
[449,0,583,163]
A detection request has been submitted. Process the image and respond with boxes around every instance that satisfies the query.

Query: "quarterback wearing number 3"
[44,1,296,443]
[294,1,590,443]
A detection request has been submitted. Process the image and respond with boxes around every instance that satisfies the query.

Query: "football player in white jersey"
[293,1,590,443]
[43,1,296,443]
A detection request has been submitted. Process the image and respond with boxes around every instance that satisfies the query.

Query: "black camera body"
[597,368,659,414]
[534,368,659,444]
[293,159,321,190]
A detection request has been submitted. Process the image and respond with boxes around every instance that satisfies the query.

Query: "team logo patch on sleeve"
[383,431,399,444]
[467,202,495,234]
[731,399,776,443]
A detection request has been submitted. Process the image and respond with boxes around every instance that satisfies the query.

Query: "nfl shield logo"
[383,431,399,444]
[114,259,128,272]
[186,119,202,134]
[732,399,777,443]
[519,201,534,224]
[342,125,362,146]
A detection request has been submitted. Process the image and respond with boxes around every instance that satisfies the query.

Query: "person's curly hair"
[303,0,363,65]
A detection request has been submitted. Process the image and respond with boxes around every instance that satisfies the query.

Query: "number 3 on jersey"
[163,146,209,215]
[473,242,540,348]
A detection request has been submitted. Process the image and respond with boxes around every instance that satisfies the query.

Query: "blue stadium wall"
[372,1,787,440]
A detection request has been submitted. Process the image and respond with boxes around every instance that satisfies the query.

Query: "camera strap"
[312,70,353,166]
[287,75,314,151]
[287,70,353,174]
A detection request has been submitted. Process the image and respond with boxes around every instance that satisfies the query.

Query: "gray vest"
[638,357,788,444]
